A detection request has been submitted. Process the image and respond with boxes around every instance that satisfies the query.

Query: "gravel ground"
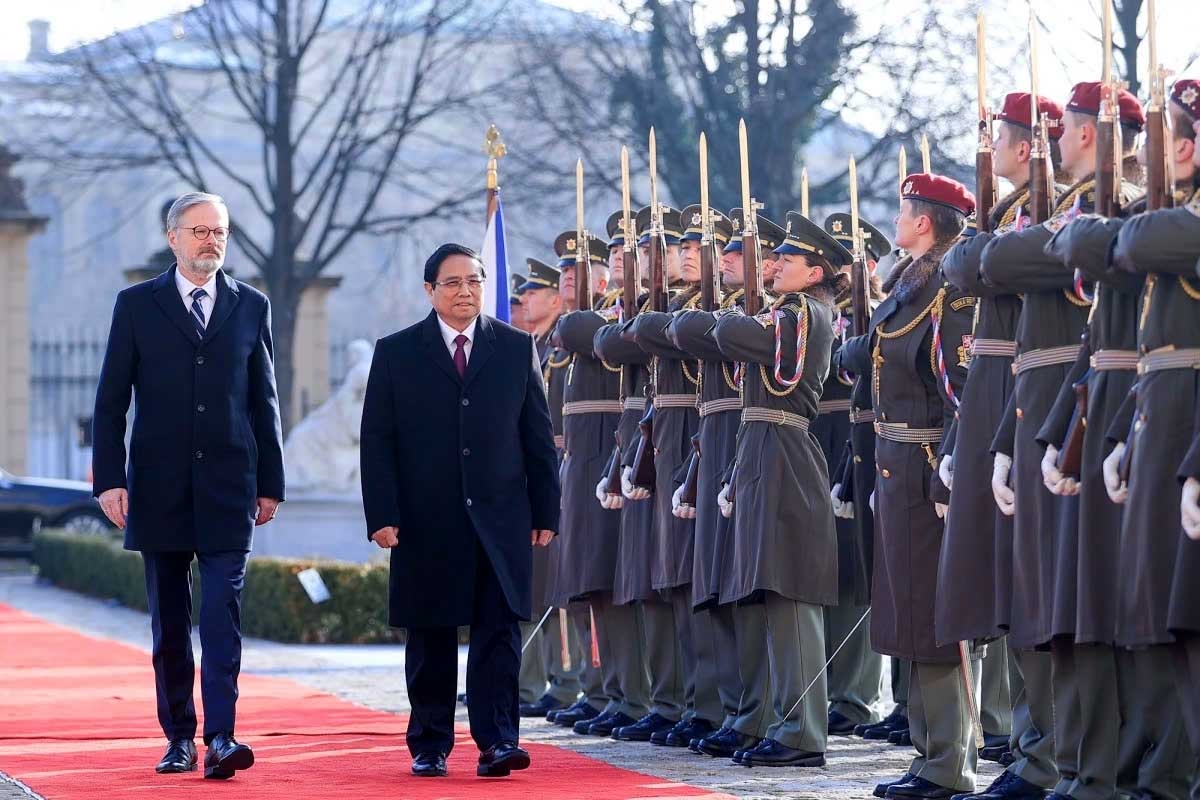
[0,563,1003,799]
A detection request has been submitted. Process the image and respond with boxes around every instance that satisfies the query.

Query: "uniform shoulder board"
[949,296,976,312]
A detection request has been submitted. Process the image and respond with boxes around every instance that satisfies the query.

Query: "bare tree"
[15,0,514,432]
[509,0,983,222]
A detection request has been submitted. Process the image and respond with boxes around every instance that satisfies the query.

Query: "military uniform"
[865,174,980,794]
[711,212,845,766]
[819,212,890,733]
[1105,168,1200,798]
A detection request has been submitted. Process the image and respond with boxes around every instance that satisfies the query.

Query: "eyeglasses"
[179,225,230,242]
[431,276,485,292]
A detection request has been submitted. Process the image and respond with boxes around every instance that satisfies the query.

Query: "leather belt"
[1090,349,1140,372]
[971,338,1017,358]
[1011,345,1080,376]
[699,397,742,417]
[623,397,646,412]
[1138,347,1200,374]
[817,399,852,415]
[874,422,944,444]
[654,393,698,410]
[741,407,811,432]
[563,400,623,416]
[553,434,565,449]
[849,409,876,425]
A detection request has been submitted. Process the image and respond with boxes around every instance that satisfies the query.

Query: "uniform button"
[195,450,204,460]
[1016,408,1024,419]
[853,455,862,464]
[462,448,471,457]
[881,468,891,478]
[466,498,473,507]
[462,398,470,407]
[195,356,205,365]
[196,403,206,413]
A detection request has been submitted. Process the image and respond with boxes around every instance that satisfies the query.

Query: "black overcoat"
[92,266,285,553]
[359,311,561,629]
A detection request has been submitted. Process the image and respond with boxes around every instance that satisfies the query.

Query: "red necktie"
[453,334,468,378]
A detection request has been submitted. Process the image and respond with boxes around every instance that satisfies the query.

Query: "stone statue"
[283,339,373,496]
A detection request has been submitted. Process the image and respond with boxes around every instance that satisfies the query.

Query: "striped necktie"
[189,287,207,338]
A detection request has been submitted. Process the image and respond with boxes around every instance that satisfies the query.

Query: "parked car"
[0,467,113,553]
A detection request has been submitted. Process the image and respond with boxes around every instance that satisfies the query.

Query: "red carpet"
[0,605,730,799]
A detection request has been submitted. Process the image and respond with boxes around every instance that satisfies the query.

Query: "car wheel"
[57,510,111,535]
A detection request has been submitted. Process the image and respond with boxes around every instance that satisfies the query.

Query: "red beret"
[901,172,976,217]
[1172,79,1200,121]
[1066,81,1146,131]
[997,92,1065,140]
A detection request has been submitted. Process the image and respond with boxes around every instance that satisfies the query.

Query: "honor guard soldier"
[937,93,1066,797]
[981,80,1143,800]
[515,258,586,719]
[624,203,721,748]
[820,212,889,738]
[510,272,532,334]
[712,211,848,768]
[857,174,979,799]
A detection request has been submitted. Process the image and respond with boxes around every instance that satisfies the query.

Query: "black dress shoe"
[477,741,531,778]
[155,739,197,774]
[203,733,254,780]
[828,709,859,736]
[698,727,759,758]
[875,772,916,798]
[950,770,1014,799]
[586,711,636,736]
[412,751,448,778]
[888,728,913,746]
[520,694,566,718]
[655,717,714,747]
[979,743,1011,763]
[612,712,676,742]
[860,709,909,739]
[547,698,583,723]
[575,710,615,734]
[885,776,960,799]
[552,700,598,727]
[998,751,1016,767]
[740,738,825,767]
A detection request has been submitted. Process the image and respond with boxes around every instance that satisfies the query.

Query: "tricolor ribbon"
[772,305,806,387]
[931,291,960,409]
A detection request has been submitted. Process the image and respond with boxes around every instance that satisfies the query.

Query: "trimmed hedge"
[32,529,401,644]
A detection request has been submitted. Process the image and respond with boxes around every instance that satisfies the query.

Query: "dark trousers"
[142,549,248,744]
[405,545,520,757]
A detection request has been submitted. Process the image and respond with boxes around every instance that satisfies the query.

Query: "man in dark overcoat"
[93,191,284,780]
[360,243,560,779]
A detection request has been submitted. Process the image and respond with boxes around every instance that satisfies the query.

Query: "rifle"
[976,12,997,234]
[574,158,592,312]
[1095,1,1119,217]
[739,119,764,316]
[848,156,870,338]
[606,146,641,499]
[679,434,702,508]
[1144,0,1175,211]
[631,128,667,493]
[1027,9,1053,225]
[1056,364,1091,478]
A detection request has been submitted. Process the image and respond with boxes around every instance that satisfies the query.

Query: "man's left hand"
[255,498,281,526]
[532,529,555,547]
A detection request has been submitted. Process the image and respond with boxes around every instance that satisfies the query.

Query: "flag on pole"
[480,197,510,323]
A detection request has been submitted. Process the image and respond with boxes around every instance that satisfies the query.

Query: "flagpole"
[484,124,507,226]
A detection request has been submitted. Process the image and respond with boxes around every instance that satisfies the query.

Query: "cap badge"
[831,220,844,234]
[691,212,702,225]
[903,180,915,195]
[1182,86,1199,107]
[566,238,577,251]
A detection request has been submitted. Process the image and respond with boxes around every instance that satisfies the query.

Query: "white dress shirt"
[175,268,218,326]
[437,314,478,364]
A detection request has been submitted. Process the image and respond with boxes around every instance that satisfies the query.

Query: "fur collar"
[881,238,954,305]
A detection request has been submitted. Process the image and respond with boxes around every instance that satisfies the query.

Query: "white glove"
[622,466,651,501]
[1103,442,1128,504]
[717,483,733,519]
[1181,477,1200,541]
[938,455,954,491]
[868,490,876,514]
[991,453,1015,517]
[1041,445,1079,496]
[671,484,696,519]
[935,502,948,519]
[831,484,855,519]
[596,476,609,505]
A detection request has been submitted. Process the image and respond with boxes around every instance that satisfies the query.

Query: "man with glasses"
[92,191,285,780]
[360,243,561,779]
